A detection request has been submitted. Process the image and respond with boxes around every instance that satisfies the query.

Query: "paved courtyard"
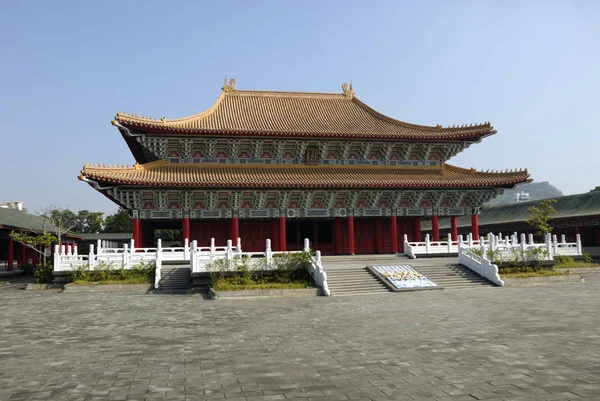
[1,281,600,401]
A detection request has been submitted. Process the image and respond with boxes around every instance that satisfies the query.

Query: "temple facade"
[79,79,530,255]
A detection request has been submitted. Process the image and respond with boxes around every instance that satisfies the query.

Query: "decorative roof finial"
[222,77,236,93]
[342,82,355,99]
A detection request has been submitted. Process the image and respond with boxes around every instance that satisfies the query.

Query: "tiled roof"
[79,160,530,189]
[113,82,495,141]
[421,191,600,230]
[0,207,58,233]
[78,233,132,241]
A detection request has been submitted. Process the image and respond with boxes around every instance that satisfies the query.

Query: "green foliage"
[583,252,594,264]
[34,262,54,283]
[526,199,557,237]
[71,262,154,284]
[103,208,132,233]
[553,254,598,269]
[74,210,105,233]
[590,186,600,192]
[21,263,35,276]
[553,255,574,265]
[207,251,314,291]
[10,231,57,248]
[155,229,181,241]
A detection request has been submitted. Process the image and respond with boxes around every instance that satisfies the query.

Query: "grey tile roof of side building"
[0,207,61,233]
[422,191,600,230]
[77,233,133,241]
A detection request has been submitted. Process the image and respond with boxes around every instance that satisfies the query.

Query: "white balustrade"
[404,231,582,260]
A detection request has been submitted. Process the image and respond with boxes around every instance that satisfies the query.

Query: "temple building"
[79,80,530,255]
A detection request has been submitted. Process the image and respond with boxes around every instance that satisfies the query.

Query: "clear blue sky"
[1,0,598,216]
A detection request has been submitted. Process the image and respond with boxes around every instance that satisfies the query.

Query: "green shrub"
[583,252,594,264]
[21,263,35,276]
[553,255,574,265]
[34,262,54,283]
[71,262,154,284]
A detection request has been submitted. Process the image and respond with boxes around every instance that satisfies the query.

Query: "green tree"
[74,210,105,233]
[590,186,600,192]
[526,199,557,237]
[42,207,79,245]
[104,208,132,232]
[9,231,57,265]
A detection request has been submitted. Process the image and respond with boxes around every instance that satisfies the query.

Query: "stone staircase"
[327,268,391,296]
[323,255,495,296]
[157,262,190,294]
[411,263,495,290]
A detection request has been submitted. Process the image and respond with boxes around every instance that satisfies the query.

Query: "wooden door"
[355,218,375,254]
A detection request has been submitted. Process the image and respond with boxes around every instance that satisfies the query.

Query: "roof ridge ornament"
[342,82,355,99]
[222,77,236,93]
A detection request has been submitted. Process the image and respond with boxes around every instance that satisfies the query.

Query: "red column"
[21,243,27,266]
[230,217,239,243]
[334,219,343,255]
[7,238,14,271]
[375,217,383,253]
[451,216,458,241]
[32,249,38,266]
[390,215,398,254]
[132,218,140,248]
[182,217,191,246]
[471,214,479,240]
[279,217,287,252]
[347,215,355,255]
[432,215,440,242]
[412,217,421,242]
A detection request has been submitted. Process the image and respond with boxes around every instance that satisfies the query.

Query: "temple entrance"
[286,219,334,255]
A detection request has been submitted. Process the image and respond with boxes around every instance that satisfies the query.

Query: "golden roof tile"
[113,82,495,140]
[79,160,530,189]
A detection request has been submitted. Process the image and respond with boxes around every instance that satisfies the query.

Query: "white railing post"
[157,238,162,253]
[425,234,430,254]
[303,238,310,252]
[447,234,452,253]
[53,245,60,272]
[545,233,552,259]
[528,234,534,246]
[488,233,494,252]
[468,233,473,247]
[130,239,135,253]
[89,244,95,270]
[190,240,197,273]
[61,245,66,255]
[552,234,558,256]
[73,245,78,256]
[561,234,566,244]
[155,250,162,289]
[513,232,518,244]
[184,238,189,260]
[265,239,272,268]
[576,234,582,255]
[210,238,215,256]
[520,234,527,260]
[67,245,72,256]
[122,244,129,269]
[226,239,233,260]
[97,239,102,254]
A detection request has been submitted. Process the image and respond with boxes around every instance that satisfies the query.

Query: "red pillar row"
[230,217,239,243]
[279,217,287,252]
[412,217,421,242]
[271,218,279,251]
[21,243,27,266]
[451,216,458,240]
[132,218,141,248]
[7,238,14,271]
[182,217,190,246]
[471,214,479,240]
[432,215,440,242]
[390,215,398,254]
[347,215,355,255]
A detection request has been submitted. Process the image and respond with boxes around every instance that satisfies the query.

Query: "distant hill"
[485,182,564,206]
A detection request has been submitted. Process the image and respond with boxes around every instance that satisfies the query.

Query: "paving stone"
[1,280,600,400]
